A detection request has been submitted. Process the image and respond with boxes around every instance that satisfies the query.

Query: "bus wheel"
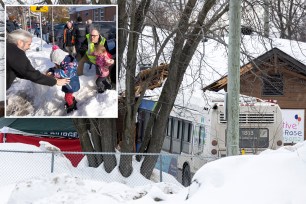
[182,165,191,187]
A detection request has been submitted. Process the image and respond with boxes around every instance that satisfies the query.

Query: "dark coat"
[6,43,56,90]
[63,27,76,46]
[75,22,87,41]
[74,22,87,52]
[6,20,16,33]
[42,23,50,34]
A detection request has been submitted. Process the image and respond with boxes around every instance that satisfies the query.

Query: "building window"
[100,8,104,20]
[94,9,99,21]
[262,74,284,96]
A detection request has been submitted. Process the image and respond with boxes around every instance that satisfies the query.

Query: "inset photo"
[5,5,118,118]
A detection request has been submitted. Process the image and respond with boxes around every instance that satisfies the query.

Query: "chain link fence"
[0,150,216,187]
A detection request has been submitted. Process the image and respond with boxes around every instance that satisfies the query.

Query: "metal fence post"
[51,152,55,173]
[159,154,163,182]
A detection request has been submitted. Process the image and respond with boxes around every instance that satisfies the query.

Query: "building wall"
[104,7,116,21]
[239,67,306,141]
[70,7,116,22]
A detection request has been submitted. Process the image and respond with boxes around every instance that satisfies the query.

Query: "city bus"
[137,93,283,186]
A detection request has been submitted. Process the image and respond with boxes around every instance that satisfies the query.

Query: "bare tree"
[136,0,229,179]
[119,0,151,178]
[75,0,229,179]
[241,0,306,40]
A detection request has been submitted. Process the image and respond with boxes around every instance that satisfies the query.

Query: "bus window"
[177,120,181,139]
[167,118,172,136]
[182,121,189,142]
[137,110,145,142]
[187,123,192,143]
[239,128,269,148]
[182,121,185,141]
[199,126,205,145]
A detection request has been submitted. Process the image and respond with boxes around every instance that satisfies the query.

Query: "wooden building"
[202,47,306,142]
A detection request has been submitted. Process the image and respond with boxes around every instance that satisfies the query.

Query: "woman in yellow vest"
[77,28,107,76]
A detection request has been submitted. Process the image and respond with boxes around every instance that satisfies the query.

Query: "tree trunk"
[118,0,128,76]
[139,0,197,178]
[99,119,117,173]
[72,118,98,167]
[89,119,103,166]
[119,0,151,178]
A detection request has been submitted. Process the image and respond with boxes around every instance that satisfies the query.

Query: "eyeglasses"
[90,34,99,37]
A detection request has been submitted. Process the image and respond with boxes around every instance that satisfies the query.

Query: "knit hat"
[50,45,68,65]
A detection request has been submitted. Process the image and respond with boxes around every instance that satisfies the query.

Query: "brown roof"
[202,48,306,92]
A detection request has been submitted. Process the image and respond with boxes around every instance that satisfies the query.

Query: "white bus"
[137,94,283,186]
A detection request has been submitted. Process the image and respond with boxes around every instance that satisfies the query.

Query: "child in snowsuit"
[47,45,80,113]
[92,44,114,93]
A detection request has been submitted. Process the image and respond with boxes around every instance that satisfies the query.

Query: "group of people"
[34,21,51,44]
[6,17,115,114]
[62,17,95,60]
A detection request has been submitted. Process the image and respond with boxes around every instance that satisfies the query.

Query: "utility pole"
[226,0,241,156]
[52,7,55,44]
[39,12,43,51]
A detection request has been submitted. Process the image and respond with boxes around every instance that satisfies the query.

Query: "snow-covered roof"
[133,27,306,118]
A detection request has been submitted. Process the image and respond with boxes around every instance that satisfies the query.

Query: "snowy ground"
[5,37,118,117]
[0,141,306,204]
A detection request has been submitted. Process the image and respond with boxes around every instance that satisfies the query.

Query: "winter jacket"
[75,22,87,43]
[42,24,50,34]
[79,34,107,64]
[63,27,76,46]
[6,20,16,33]
[47,55,80,93]
[34,27,40,36]
[6,42,56,90]
[13,21,20,30]
[93,53,113,78]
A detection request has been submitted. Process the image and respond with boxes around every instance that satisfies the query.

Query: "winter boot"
[104,78,112,90]
[65,96,77,114]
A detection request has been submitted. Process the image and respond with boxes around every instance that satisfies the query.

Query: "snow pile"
[1,141,306,203]
[186,141,306,204]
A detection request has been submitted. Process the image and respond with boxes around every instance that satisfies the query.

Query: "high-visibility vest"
[85,34,106,64]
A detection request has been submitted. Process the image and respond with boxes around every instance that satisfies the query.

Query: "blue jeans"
[42,33,49,43]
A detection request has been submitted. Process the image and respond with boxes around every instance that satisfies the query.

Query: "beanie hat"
[50,45,68,65]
